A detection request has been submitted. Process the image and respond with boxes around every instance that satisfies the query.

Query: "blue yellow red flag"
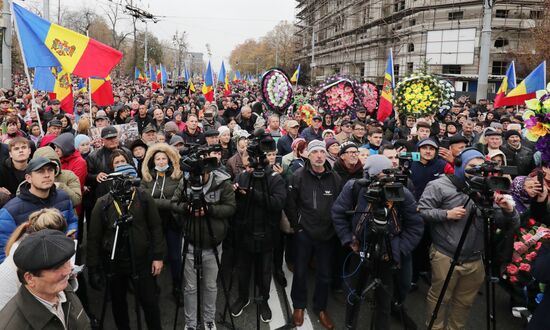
[377,49,394,122]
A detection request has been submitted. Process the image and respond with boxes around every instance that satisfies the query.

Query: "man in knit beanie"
[418,148,519,329]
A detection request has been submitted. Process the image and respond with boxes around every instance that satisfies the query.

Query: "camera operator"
[87,164,166,330]
[170,157,236,330]
[285,140,342,329]
[230,141,287,322]
[331,155,424,330]
[418,149,519,330]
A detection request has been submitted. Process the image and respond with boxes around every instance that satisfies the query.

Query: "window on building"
[408,43,415,52]
[495,10,509,18]
[530,10,543,19]
[448,11,464,20]
[410,18,416,26]
[407,62,414,73]
[494,37,509,48]
[492,61,508,75]
[394,0,405,12]
[394,64,400,78]
[442,65,462,74]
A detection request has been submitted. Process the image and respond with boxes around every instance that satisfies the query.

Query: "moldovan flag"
[377,49,394,122]
[494,61,516,108]
[202,61,214,102]
[48,67,74,114]
[90,76,114,106]
[499,61,546,107]
[13,3,122,78]
[290,64,301,83]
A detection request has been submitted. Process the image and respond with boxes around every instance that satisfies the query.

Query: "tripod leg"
[344,257,368,330]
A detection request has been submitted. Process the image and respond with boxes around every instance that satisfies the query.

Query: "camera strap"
[113,190,136,217]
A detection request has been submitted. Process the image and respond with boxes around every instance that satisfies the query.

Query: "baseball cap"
[101,126,118,139]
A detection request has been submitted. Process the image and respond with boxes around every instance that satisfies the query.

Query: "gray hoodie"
[418,175,519,262]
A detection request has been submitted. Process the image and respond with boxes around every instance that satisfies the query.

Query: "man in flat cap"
[0,157,78,262]
[0,229,90,329]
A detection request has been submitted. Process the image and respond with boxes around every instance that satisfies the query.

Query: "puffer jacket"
[418,175,520,262]
[171,169,236,249]
[30,147,82,207]
[52,132,88,189]
[140,143,182,229]
[331,180,424,265]
[0,183,78,262]
[285,160,342,241]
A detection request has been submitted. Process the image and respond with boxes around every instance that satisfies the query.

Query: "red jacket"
[61,150,87,190]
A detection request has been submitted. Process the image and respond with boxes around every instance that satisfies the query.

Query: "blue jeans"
[290,230,335,312]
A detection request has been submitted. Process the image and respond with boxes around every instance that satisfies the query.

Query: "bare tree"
[103,2,133,50]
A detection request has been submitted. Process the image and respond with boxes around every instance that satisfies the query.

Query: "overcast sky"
[27,0,296,70]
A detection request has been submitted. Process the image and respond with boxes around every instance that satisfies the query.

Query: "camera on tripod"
[106,172,141,197]
[464,160,517,194]
[363,168,407,204]
[246,129,276,174]
[179,144,219,206]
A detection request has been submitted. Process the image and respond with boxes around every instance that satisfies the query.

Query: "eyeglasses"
[353,127,365,131]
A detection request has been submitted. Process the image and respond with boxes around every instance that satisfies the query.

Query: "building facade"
[295,0,544,95]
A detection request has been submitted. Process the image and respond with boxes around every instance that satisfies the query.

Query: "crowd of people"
[0,73,548,330]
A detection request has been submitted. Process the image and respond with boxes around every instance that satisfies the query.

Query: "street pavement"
[87,258,528,330]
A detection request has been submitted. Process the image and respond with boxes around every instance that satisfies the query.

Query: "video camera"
[246,128,276,174]
[106,172,141,197]
[362,168,407,204]
[180,144,219,188]
[464,160,516,193]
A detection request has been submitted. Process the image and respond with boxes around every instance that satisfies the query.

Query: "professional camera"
[180,145,218,187]
[106,172,141,197]
[464,160,516,193]
[246,128,276,173]
[364,168,407,204]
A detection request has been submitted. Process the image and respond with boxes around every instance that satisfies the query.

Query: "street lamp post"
[476,0,494,102]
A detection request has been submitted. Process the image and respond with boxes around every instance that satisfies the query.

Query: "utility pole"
[2,0,12,89]
[476,0,494,102]
[44,0,50,20]
[311,27,316,84]
[144,21,148,71]
[57,0,60,24]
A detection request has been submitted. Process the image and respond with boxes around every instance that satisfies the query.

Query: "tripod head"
[106,172,141,227]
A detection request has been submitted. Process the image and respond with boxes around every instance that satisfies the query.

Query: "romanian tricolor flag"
[494,61,516,108]
[13,3,122,79]
[184,65,195,93]
[498,61,546,107]
[135,67,146,82]
[290,64,301,84]
[90,76,114,106]
[156,66,162,82]
[48,67,74,114]
[377,49,394,122]
[233,70,242,83]
[202,61,214,102]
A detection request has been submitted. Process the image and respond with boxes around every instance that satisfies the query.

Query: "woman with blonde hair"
[0,208,69,310]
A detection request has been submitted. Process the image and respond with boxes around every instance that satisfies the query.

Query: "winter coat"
[171,169,236,249]
[52,132,88,189]
[277,134,296,156]
[226,152,246,180]
[332,158,364,183]
[87,187,166,271]
[500,143,535,176]
[285,161,342,241]
[527,241,550,330]
[0,158,26,196]
[180,127,206,146]
[410,158,453,201]
[0,284,90,330]
[331,180,424,264]
[235,112,265,134]
[0,184,78,262]
[140,143,182,229]
[27,147,82,207]
[234,168,287,252]
[418,175,520,262]
[300,126,323,142]
[86,146,132,198]
[132,114,154,134]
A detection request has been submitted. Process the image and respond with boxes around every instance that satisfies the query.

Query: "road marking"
[269,278,286,329]
[282,264,315,330]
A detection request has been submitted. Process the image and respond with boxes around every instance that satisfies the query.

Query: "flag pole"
[11,2,44,135]
[86,30,93,108]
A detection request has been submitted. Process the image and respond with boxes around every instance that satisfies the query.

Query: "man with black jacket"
[87,164,166,330]
[133,103,153,134]
[331,154,424,330]
[230,153,287,323]
[285,140,342,330]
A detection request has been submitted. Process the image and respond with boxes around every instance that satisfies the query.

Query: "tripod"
[344,204,396,330]
[172,174,236,330]
[99,189,143,330]
[427,194,499,330]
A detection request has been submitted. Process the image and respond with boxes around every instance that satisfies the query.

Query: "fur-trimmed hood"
[141,143,182,182]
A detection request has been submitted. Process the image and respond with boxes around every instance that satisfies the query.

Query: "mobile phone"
[275,155,283,166]
[538,171,545,187]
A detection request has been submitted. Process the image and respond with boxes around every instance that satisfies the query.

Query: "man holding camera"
[418,149,519,330]
[87,164,166,330]
[285,140,342,329]
[332,154,424,330]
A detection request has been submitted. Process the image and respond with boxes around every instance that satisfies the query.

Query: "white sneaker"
[204,321,217,330]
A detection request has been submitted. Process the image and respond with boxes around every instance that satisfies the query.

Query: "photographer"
[418,149,519,330]
[230,140,287,322]
[331,155,424,330]
[171,158,236,330]
[87,164,166,330]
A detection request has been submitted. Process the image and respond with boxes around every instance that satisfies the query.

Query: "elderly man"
[277,120,300,156]
[301,115,324,142]
[501,130,535,176]
[335,119,353,144]
[0,230,90,329]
